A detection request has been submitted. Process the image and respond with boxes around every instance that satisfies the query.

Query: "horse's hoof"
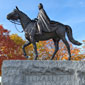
[24,53,26,56]
[34,58,37,60]
[26,56,30,59]
[68,58,71,60]
[50,58,54,60]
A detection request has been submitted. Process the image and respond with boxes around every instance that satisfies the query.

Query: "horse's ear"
[16,6,19,11]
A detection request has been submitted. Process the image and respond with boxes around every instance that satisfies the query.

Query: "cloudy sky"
[0,0,85,42]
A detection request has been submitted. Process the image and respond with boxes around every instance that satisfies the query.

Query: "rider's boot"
[38,25,42,35]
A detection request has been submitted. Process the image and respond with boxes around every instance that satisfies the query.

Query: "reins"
[10,20,23,33]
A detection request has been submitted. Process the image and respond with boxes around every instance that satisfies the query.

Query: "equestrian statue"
[7,3,82,60]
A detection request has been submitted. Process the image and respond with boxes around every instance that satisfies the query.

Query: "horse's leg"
[32,42,38,60]
[62,37,71,60]
[22,41,31,58]
[30,25,38,60]
[50,39,59,60]
[30,35,38,60]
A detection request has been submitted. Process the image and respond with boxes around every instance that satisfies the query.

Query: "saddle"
[33,19,62,34]
[38,20,62,32]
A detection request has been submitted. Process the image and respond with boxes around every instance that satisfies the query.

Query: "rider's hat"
[38,3,43,9]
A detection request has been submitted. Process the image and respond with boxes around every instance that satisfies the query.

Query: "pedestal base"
[2,60,85,85]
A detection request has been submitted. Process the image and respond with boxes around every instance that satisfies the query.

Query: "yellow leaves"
[72,54,85,60]
[83,40,85,42]
[71,49,80,54]
[1,46,6,51]
[10,34,25,45]
[61,56,68,60]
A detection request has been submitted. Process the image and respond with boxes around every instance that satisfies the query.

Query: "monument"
[1,3,83,85]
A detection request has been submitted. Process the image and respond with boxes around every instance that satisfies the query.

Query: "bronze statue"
[7,3,82,60]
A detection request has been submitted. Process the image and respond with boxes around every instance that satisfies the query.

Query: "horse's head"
[7,6,20,20]
[7,6,31,29]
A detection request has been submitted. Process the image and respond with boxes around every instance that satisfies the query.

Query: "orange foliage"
[0,25,26,76]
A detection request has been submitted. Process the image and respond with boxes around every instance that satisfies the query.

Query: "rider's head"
[38,3,43,10]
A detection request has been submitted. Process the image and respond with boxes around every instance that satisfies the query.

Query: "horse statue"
[7,6,82,60]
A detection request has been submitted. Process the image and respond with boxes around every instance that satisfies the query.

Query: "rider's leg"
[37,20,42,34]
[29,23,37,43]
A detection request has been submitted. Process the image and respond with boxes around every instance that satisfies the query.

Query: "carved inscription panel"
[23,74,75,85]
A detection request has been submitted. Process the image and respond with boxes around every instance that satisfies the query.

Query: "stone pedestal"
[1,60,85,85]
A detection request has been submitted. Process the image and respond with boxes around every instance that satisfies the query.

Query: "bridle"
[9,10,24,33]
[10,20,20,25]
[9,19,23,33]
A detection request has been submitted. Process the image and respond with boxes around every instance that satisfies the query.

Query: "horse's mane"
[19,10,31,21]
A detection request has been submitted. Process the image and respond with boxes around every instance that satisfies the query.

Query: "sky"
[0,0,85,43]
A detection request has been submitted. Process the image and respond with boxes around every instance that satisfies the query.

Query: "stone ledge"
[2,60,85,85]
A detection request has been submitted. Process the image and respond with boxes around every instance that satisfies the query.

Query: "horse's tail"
[65,25,82,45]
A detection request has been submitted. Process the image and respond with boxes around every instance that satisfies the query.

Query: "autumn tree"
[72,40,85,60]
[0,25,26,75]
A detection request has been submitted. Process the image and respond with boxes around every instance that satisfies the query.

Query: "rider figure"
[37,3,51,34]
[30,3,51,40]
